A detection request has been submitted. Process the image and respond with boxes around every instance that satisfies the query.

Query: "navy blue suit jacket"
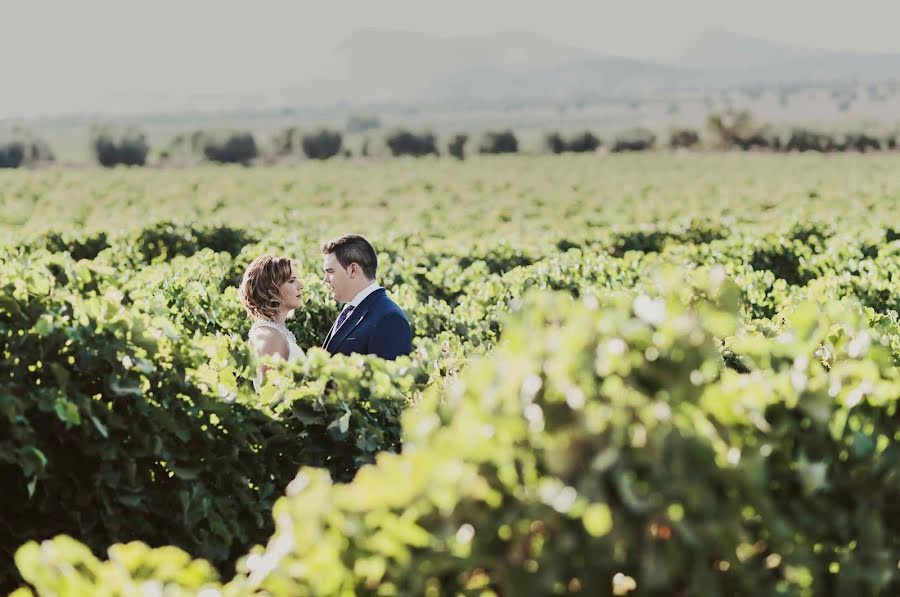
[323,288,412,360]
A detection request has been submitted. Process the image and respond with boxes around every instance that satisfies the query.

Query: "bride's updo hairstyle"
[239,254,293,320]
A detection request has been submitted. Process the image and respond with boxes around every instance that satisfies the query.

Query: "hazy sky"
[3,0,900,118]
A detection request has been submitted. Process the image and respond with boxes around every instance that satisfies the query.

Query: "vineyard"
[1,153,898,596]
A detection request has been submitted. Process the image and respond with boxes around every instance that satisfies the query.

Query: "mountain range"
[9,27,900,120]
[281,27,900,107]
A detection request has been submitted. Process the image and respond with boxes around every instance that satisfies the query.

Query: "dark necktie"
[334,304,355,331]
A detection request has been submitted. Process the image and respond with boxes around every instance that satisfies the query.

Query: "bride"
[238,254,304,392]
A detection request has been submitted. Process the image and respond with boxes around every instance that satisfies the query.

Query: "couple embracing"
[238,234,412,391]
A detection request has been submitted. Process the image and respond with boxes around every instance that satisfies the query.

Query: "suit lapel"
[324,289,384,352]
[322,316,340,348]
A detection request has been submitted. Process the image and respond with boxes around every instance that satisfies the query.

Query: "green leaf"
[796,457,829,495]
[33,314,55,337]
[89,415,109,439]
[109,379,142,397]
[171,465,201,480]
[292,405,325,426]
[118,494,144,507]
[20,447,48,478]
[54,398,81,428]
[583,503,613,537]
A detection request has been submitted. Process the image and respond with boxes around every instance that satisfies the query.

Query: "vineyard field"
[1,153,898,596]
[2,153,900,244]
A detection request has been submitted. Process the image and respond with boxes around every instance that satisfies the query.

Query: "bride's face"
[277,264,304,311]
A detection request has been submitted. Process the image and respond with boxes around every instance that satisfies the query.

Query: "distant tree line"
[0,129,54,168]
[3,110,900,169]
[704,110,895,152]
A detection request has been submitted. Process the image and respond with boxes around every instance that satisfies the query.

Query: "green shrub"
[611,127,656,152]
[25,231,110,261]
[669,128,701,149]
[749,238,819,286]
[611,227,672,255]
[565,130,601,153]
[477,130,518,154]
[542,131,566,154]
[0,251,421,591]
[201,131,258,164]
[114,222,257,265]
[0,141,28,168]
[839,132,882,153]
[734,125,782,151]
[90,127,149,167]
[15,273,898,596]
[545,131,601,154]
[784,128,827,152]
[301,128,343,160]
[0,130,54,169]
[543,131,602,153]
[446,133,468,160]
[161,130,258,165]
[384,129,438,157]
[271,128,343,160]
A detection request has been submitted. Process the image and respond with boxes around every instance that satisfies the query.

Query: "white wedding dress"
[248,320,304,392]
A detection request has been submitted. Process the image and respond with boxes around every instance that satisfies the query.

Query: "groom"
[321,234,412,359]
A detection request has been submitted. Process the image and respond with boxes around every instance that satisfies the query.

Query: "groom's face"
[322,252,354,303]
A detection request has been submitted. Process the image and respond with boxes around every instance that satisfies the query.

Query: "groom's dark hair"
[321,234,377,279]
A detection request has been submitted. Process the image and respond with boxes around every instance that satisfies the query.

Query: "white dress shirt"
[328,281,381,338]
[346,280,382,310]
